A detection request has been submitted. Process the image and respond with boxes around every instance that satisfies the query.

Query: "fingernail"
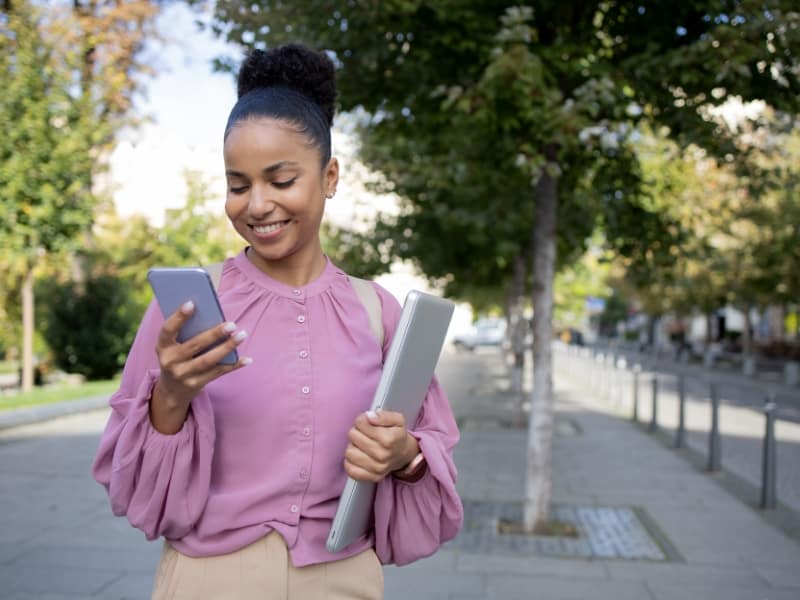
[223,322,237,333]
[233,330,248,342]
[181,301,195,313]
[366,410,378,420]
[240,357,253,365]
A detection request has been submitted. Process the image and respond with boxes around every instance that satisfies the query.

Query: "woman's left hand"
[344,409,420,482]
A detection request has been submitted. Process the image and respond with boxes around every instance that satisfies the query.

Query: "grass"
[0,377,120,412]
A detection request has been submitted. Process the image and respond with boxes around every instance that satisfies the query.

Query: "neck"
[246,244,327,288]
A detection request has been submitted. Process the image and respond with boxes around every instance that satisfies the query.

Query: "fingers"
[360,408,406,429]
[157,301,196,348]
[155,300,252,398]
[344,445,387,482]
[348,426,393,466]
[156,299,246,366]
[344,409,411,481]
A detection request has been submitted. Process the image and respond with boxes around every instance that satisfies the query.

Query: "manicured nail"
[240,357,253,366]
[223,322,237,333]
[366,410,378,420]
[181,301,195,314]
[233,330,248,342]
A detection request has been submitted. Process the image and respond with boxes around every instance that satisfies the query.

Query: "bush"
[40,274,141,380]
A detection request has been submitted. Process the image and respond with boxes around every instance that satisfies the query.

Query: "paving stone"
[605,562,766,588]
[647,583,800,600]
[456,553,608,578]
[487,575,654,600]
[0,564,123,596]
[92,572,155,600]
[8,544,160,573]
[754,566,800,588]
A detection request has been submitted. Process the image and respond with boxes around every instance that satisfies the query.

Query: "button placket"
[293,302,314,508]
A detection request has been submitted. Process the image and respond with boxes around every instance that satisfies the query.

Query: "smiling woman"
[92,43,463,600]
[224,119,338,283]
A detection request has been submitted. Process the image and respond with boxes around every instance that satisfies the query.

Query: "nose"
[247,184,276,219]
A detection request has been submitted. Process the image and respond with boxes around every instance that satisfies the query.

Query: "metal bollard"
[649,376,658,432]
[761,394,777,509]
[707,382,721,472]
[632,367,640,422]
[675,374,686,449]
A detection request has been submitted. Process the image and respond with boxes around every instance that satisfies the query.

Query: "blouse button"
[299,469,308,479]
[301,386,310,395]
[299,350,308,359]
[303,427,311,437]
[290,504,299,513]
[292,289,301,296]
[297,315,306,324]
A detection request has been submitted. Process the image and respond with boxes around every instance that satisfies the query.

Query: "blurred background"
[1,0,798,402]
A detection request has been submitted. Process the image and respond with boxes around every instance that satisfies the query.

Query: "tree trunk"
[705,311,714,347]
[742,306,753,356]
[523,146,558,532]
[509,254,526,400]
[21,263,35,392]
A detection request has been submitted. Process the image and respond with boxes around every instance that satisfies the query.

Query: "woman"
[92,43,463,599]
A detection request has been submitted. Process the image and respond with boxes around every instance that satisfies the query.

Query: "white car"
[452,318,507,351]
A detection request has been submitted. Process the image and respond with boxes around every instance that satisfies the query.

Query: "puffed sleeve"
[373,377,463,565]
[369,285,464,565]
[91,300,215,541]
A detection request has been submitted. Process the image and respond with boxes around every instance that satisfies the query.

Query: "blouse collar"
[233,248,345,299]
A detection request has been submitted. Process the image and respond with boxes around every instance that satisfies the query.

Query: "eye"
[229,185,249,194]
[272,177,297,189]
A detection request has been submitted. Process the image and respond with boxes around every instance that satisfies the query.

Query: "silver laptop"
[325,290,455,553]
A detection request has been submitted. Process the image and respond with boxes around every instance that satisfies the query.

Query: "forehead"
[223,117,317,167]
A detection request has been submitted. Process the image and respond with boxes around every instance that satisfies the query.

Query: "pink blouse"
[92,250,463,567]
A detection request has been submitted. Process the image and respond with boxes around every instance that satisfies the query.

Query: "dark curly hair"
[224,44,337,166]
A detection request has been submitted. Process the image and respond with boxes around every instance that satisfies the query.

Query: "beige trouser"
[151,532,384,600]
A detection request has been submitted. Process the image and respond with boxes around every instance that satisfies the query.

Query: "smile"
[251,220,290,234]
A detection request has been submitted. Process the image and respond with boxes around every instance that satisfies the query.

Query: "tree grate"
[449,500,682,562]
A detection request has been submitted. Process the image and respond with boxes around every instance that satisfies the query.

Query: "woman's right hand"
[150,301,251,434]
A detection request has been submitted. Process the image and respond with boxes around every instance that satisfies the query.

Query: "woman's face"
[223,117,338,273]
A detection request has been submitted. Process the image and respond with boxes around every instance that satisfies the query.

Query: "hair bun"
[237,44,336,126]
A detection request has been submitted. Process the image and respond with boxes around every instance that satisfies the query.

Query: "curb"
[0,394,110,431]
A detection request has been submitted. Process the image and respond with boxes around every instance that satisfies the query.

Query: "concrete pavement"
[1,348,799,599]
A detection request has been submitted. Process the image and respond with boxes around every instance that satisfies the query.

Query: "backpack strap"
[205,262,223,290]
[349,276,384,348]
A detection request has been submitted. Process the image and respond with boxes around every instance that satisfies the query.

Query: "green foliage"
[39,273,140,380]
[197,0,800,318]
[93,170,244,312]
[0,3,98,260]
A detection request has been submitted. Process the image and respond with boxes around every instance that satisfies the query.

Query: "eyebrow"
[225,161,301,178]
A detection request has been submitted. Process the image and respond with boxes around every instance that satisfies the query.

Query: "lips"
[250,219,291,237]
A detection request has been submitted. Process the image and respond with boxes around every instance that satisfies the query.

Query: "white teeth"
[253,221,288,234]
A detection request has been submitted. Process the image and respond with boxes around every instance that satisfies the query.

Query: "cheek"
[225,195,245,221]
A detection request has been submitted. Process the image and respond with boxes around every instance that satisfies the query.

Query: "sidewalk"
[382,349,800,599]
[1,349,799,598]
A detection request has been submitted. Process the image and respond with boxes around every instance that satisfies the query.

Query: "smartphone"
[147,267,238,365]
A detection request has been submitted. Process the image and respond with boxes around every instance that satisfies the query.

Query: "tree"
[0,3,97,390]
[0,0,159,390]
[39,273,140,380]
[198,0,800,532]
[92,169,244,313]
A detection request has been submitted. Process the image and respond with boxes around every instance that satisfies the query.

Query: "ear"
[324,157,339,198]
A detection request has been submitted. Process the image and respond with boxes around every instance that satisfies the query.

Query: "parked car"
[452,318,507,351]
